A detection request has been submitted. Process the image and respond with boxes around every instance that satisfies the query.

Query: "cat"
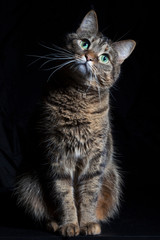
[15,10,136,236]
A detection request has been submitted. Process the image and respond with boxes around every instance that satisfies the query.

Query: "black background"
[0,0,160,239]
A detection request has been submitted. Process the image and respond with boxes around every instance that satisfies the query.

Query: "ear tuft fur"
[112,40,136,64]
[77,10,98,35]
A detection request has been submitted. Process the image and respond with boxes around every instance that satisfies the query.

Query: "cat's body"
[16,11,136,236]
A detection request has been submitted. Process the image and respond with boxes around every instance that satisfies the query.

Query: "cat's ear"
[112,40,136,64]
[77,10,98,35]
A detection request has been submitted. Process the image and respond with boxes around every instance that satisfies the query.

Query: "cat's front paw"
[60,223,80,237]
[80,222,101,235]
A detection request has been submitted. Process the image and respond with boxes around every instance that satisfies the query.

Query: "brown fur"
[15,10,136,236]
[96,164,120,220]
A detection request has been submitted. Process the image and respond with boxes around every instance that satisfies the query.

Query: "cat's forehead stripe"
[92,38,101,46]
[90,37,108,51]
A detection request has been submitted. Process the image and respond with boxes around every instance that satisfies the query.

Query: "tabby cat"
[16,10,136,236]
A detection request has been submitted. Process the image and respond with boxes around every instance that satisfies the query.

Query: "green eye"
[79,39,90,50]
[99,54,109,64]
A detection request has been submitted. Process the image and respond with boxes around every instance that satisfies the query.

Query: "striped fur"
[16,10,136,236]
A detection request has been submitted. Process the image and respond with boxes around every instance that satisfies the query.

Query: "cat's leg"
[49,164,80,237]
[78,172,102,235]
[78,162,121,235]
[96,163,121,221]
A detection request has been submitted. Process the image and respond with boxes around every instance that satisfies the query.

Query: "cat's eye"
[79,39,90,50]
[99,54,109,64]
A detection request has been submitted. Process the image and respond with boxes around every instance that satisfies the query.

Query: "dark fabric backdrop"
[0,0,159,202]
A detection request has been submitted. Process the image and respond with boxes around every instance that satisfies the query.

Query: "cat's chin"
[68,61,93,83]
[75,63,91,79]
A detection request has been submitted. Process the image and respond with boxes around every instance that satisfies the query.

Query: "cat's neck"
[46,78,110,114]
[46,69,108,98]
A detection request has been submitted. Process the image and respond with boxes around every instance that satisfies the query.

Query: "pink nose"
[85,53,93,61]
[85,52,96,62]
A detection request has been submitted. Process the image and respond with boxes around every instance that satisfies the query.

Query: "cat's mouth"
[75,56,93,76]
[77,62,91,75]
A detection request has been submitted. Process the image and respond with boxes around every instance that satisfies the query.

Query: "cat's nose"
[85,52,95,61]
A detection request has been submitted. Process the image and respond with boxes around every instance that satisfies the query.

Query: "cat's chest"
[63,123,92,153]
[46,91,108,157]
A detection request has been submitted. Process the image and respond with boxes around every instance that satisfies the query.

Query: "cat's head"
[65,10,136,89]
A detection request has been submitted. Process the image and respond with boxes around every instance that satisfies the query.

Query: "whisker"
[51,54,73,58]
[43,59,75,71]
[112,31,119,42]
[28,42,76,82]
[28,54,73,61]
[52,43,73,55]
[69,62,77,72]
[27,55,53,67]
[50,51,73,57]
[114,28,133,42]
[39,43,59,53]
[28,53,74,68]
[47,60,75,82]
[90,65,102,107]
[28,58,42,67]
[39,43,73,57]
[40,59,54,69]
[86,84,91,93]
[95,76,102,107]
[101,25,112,35]
[111,83,120,92]
[109,89,117,103]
